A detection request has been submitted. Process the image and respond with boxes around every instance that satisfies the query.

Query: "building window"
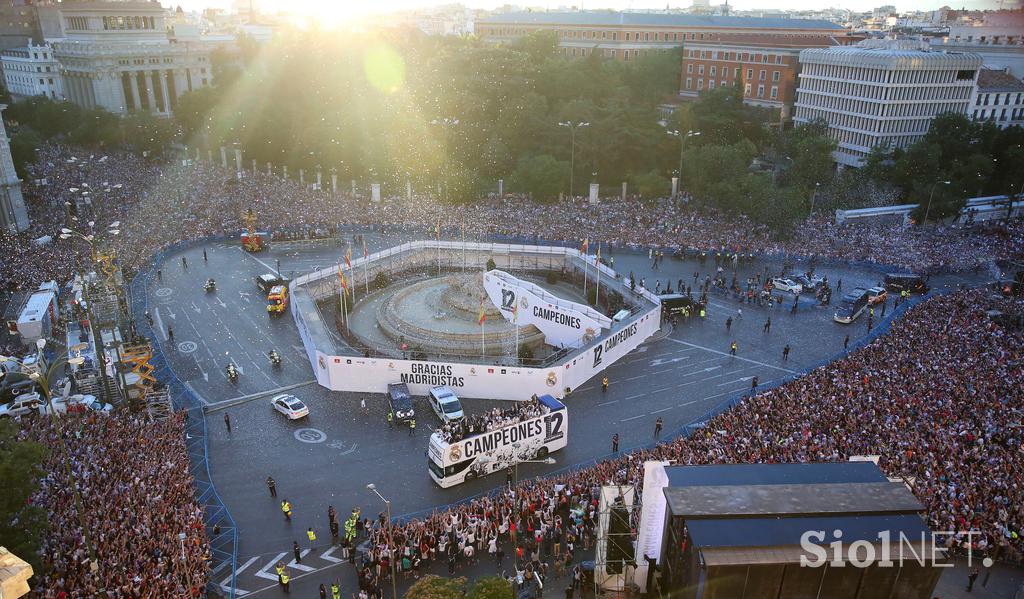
[625,33,631,40]
[757,84,765,97]
[644,32,649,41]
[746,68,753,79]
[698,78,703,89]
[721,80,726,88]
[744,83,751,95]
[772,71,780,82]
[698,65,704,75]
[762,54,769,63]
[686,78,692,89]
[710,66,716,76]
[759,69,766,81]
[770,86,778,99]
[775,55,783,64]
[709,80,715,89]
[734,67,740,78]
[687,64,693,74]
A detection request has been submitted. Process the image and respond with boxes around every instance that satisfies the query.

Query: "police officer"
[601,376,609,392]
[275,562,285,586]
[280,569,290,593]
[409,418,416,436]
[654,417,663,439]
[386,409,394,429]
[307,527,317,547]
[611,433,619,453]
[266,476,277,497]
[730,341,737,356]
[281,499,292,521]
[332,582,341,599]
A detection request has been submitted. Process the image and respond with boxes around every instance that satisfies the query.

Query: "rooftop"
[479,11,844,31]
[977,68,1024,92]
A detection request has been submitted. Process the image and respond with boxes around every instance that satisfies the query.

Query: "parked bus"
[427,394,567,488]
[834,288,870,324]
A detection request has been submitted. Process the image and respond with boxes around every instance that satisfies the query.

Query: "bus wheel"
[535,447,549,459]
[465,471,477,481]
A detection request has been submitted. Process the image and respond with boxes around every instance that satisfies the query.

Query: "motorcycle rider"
[269,349,281,365]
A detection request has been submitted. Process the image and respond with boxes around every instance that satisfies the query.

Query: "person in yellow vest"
[730,341,737,356]
[281,499,292,521]
[332,582,341,599]
[280,569,290,593]
[699,307,706,318]
[307,526,317,548]
[601,376,608,392]
[408,418,416,436]
[275,562,285,586]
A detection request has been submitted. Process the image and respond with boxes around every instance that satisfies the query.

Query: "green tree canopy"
[0,420,50,575]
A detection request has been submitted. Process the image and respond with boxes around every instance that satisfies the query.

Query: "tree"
[777,119,836,192]
[9,127,43,179]
[0,419,50,575]
[509,154,567,201]
[630,170,670,199]
[406,575,466,599]
[466,576,514,599]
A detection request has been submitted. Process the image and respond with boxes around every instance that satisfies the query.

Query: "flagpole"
[436,221,441,276]
[514,307,519,364]
[582,240,589,298]
[461,220,466,272]
[595,243,601,306]
[363,242,369,295]
[350,265,357,303]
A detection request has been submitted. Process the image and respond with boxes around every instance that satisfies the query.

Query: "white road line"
[623,375,646,381]
[650,406,673,414]
[218,584,250,596]
[287,550,315,571]
[717,376,756,387]
[598,400,618,406]
[319,546,343,563]
[154,307,167,340]
[254,552,288,581]
[662,338,799,374]
[239,247,280,273]
[620,414,645,422]
[220,556,260,591]
[623,393,645,401]
[678,400,698,407]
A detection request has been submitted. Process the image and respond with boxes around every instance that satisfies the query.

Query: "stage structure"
[289,241,662,401]
[594,485,642,597]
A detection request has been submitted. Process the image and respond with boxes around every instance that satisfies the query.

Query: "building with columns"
[0,104,29,232]
[50,0,216,115]
[793,40,982,168]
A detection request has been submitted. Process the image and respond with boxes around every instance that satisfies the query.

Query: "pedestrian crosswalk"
[218,545,352,597]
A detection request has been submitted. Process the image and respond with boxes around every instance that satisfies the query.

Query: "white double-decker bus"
[427,394,567,488]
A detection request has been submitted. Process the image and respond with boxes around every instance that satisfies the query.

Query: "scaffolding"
[144,386,173,421]
[120,341,157,408]
[594,485,643,598]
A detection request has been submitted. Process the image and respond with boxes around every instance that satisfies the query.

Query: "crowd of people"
[21,413,210,598]
[353,290,1023,594]
[2,145,1023,596]
[435,395,551,444]
[3,144,1023,297]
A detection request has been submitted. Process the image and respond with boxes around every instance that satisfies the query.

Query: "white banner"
[483,269,610,349]
[635,461,671,592]
[589,183,600,204]
[371,183,381,203]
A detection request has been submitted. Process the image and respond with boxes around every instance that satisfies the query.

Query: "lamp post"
[59,221,121,405]
[923,180,951,225]
[431,118,459,203]
[24,341,97,572]
[366,483,398,599]
[558,121,589,198]
[666,130,699,197]
[809,182,820,218]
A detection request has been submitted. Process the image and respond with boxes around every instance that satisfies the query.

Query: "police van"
[427,394,567,488]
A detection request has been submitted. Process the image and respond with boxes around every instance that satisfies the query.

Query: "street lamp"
[366,483,398,599]
[558,121,589,198]
[923,180,951,225]
[809,182,820,218]
[25,341,97,572]
[666,130,700,196]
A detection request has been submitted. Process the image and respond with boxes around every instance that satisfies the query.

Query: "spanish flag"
[580,238,589,254]
[338,267,348,292]
[478,297,486,326]
[344,248,352,269]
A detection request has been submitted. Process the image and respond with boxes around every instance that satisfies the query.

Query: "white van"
[428,386,464,423]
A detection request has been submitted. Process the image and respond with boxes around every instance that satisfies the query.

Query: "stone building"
[0,104,28,232]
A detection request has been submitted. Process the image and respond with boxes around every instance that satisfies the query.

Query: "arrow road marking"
[219,556,259,594]
[341,443,358,456]
[254,552,288,581]
[320,546,343,563]
[190,302,201,314]
[287,550,315,572]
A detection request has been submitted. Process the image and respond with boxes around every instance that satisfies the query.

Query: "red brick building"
[680,33,863,121]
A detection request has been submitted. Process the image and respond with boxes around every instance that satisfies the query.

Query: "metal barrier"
[128,238,238,599]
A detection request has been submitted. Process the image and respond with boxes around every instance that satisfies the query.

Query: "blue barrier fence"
[128,238,238,599]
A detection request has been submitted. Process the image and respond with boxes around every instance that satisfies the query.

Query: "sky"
[180,0,1011,18]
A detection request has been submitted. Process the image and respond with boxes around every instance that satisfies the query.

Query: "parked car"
[271,394,310,419]
[770,277,803,294]
[866,287,888,305]
[0,392,43,418]
[794,273,824,292]
[428,386,464,423]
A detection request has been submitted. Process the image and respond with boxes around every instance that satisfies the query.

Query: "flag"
[596,244,601,261]
[580,238,589,253]
[478,297,486,326]
[344,248,352,269]
[512,301,518,322]
[338,268,348,292]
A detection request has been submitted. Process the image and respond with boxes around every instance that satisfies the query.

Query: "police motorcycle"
[226,362,239,383]
[268,350,282,368]
[204,278,217,292]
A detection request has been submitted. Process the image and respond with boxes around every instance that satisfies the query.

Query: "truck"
[267,285,289,316]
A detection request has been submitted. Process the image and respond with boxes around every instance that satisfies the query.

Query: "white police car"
[770,277,803,294]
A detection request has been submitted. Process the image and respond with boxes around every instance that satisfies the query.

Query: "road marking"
[294,428,327,443]
[662,338,799,374]
[190,302,201,314]
[320,546,343,563]
[238,247,280,274]
[678,400,697,407]
[717,376,756,386]
[219,556,260,593]
[204,380,318,412]
[623,393,645,401]
[598,400,618,406]
[253,552,288,581]
[620,414,645,422]
[287,550,315,571]
[154,307,167,340]
[623,375,646,381]
[650,406,673,414]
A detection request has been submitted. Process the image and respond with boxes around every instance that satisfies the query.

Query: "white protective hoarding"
[634,461,671,593]
[482,269,611,349]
